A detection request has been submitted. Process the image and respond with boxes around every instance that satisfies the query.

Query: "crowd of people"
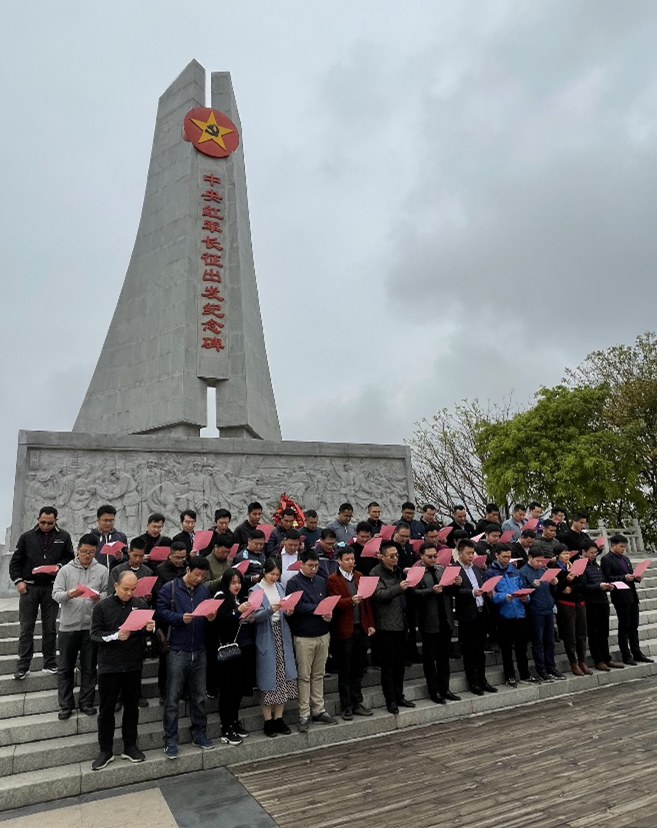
[8,498,653,772]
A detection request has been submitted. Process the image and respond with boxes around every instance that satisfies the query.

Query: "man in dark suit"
[454,539,497,695]
[414,542,462,704]
[601,534,653,665]
[327,547,375,720]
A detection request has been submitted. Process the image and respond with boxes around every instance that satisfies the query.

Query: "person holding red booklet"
[485,545,536,688]
[327,547,375,720]
[455,539,497,695]
[518,548,565,682]
[580,539,624,671]
[108,537,153,595]
[252,559,298,737]
[53,534,109,719]
[550,545,591,676]
[414,542,462,704]
[286,549,337,732]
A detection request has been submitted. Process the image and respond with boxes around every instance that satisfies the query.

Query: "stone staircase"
[1,564,656,811]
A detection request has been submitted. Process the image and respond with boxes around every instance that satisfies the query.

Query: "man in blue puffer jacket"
[486,544,537,688]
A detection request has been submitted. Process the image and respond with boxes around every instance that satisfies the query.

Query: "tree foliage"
[475,385,642,526]
[407,400,513,523]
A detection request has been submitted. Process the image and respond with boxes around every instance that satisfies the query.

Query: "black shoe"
[634,653,654,663]
[536,671,552,682]
[138,698,149,708]
[13,669,29,681]
[429,694,446,704]
[121,745,145,763]
[623,657,637,666]
[91,751,114,771]
[58,709,74,720]
[482,681,498,693]
[233,720,249,738]
[397,698,416,708]
[386,703,399,715]
[263,719,277,738]
[353,704,373,717]
[469,686,484,696]
[220,730,243,746]
[442,690,461,701]
[80,706,97,716]
[274,717,291,735]
[548,670,566,681]
[520,675,539,684]
[341,707,353,721]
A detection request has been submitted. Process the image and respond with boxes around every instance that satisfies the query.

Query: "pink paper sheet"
[480,576,502,594]
[280,591,303,611]
[313,595,341,616]
[119,609,154,632]
[148,546,170,562]
[357,576,379,599]
[438,567,460,587]
[191,598,223,617]
[192,530,214,552]
[404,567,426,588]
[134,576,157,598]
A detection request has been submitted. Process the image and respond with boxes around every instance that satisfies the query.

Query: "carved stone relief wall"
[18,447,412,540]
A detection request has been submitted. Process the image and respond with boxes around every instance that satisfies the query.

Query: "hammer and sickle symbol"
[205,124,220,137]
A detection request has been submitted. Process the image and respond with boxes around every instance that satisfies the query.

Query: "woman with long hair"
[213,568,256,746]
[252,558,298,736]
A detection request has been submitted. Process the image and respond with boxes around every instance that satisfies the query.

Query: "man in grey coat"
[53,534,109,719]
[370,541,414,715]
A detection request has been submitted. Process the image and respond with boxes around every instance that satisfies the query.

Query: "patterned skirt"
[261,620,298,706]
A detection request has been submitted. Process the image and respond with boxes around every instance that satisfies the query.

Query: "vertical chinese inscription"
[199,173,226,353]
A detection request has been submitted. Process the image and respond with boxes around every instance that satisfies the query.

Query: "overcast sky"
[2,1,657,537]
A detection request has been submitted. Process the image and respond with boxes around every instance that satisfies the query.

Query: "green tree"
[475,384,643,526]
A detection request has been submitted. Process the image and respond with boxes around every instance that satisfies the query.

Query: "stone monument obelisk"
[74,61,280,441]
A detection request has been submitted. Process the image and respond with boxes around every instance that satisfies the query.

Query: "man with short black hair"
[109,537,153,593]
[91,505,128,567]
[205,534,234,594]
[370,541,413,714]
[171,510,197,555]
[475,523,502,564]
[601,534,653,666]
[419,504,438,532]
[351,522,373,570]
[10,506,75,680]
[301,510,321,552]
[316,528,339,579]
[152,542,189,703]
[550,507,567,536]
[236,529,267,583]
[53,534,109,718]
[156,556,217,759]
[266,508,297,555]
[534,519,559,558]
[134,513,172,558]
[327,547,375,720]
[90,571,155,770]
[286,550,337,732]
[475,504,501,535]
[415,542,462,704]
[326,503,356,545]
[279,529,302,588]
[447,505,475,547]
[234,502,263,548]
[365,502,383,536]
[208,508,236,551]
[511,529,537,567]
[580,539,624,671]
[558,512,590,551]
[518,549,564,682]
[501,504,527,542]
[399,502,425,540]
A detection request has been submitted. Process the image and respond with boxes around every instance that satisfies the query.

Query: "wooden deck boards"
[230,676,657,828]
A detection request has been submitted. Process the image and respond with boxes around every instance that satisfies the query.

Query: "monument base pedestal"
[3,430,413,594]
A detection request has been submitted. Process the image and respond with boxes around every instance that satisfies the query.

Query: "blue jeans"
[163,649,207,746]
[526,611,556,673]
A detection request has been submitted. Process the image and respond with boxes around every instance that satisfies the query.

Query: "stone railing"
[588,518,648,555]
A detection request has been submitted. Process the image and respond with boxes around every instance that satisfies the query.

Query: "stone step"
[0,659,654,811]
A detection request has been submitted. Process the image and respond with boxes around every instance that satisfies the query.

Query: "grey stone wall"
[8,431,413,554]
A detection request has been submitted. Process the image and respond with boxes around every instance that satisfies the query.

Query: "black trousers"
[377,630,406,704]
[58,630,97,710]
[205,622,220,694]
[497,617,529,680]
[97,670,141,753]
[459,611,488,689]
[17,585,59,671]
[420,628,452,697]
[405,599,420,660]
[333,625,368,710]
[586,602,611,664]
[218,656,244,732]
[556,603,587,664]
[614,600,641,659]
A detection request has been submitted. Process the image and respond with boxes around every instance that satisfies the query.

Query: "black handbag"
[217,619,242,663]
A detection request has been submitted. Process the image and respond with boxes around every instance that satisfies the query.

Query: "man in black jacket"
[134,512,173,560]
[90,571,155,770]
[171,509,197,556]
[601,534,653,666]
[9,506,74,680]
[455,539,497,695]
[580,539,624,671]
[414,542,462,704]
[91,504,128,567]
[233,501,263,548]
[446,505,475,548]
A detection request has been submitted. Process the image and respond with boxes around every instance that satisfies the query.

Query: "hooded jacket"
[52,558,109,632]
